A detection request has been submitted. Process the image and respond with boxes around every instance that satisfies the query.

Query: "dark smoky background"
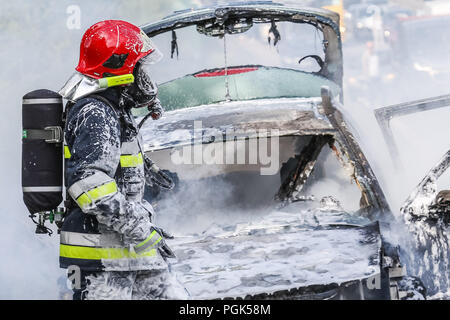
[1,0,449,298]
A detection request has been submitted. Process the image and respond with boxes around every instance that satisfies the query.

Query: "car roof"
[140,1,340,37]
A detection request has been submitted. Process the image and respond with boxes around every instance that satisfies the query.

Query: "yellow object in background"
[322,0,346,40]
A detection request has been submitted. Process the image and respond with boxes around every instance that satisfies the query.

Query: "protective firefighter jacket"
[60,88,166,272]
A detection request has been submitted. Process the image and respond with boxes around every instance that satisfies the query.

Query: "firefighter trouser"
[72,268,189,300]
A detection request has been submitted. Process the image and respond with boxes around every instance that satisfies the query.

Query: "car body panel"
[140,97,333,151]
[399,149,450,296]
[169,215,382,299]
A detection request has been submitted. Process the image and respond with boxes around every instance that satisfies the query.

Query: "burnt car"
[135,1,426,299]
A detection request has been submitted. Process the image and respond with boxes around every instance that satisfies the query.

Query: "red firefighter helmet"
[76,20,162,79]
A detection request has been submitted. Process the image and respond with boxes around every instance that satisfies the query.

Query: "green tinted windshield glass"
[145,66,340,112]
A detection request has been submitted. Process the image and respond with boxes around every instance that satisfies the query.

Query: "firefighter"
[58,20,187,300]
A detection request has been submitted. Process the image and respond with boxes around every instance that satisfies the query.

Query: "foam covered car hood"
[168,212,382,299]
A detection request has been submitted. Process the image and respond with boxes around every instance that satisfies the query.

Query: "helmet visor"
[135,55,159,97]
[139,31,163,64]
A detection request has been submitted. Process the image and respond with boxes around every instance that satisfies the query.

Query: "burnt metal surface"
[277,135,332,202]
[430,189,450,226]
[140,98,335,152]
[140,2,343,89]
[402,149,450,214]
[320,87,393,221]
[400,149,450,295]
[374,94,450,160]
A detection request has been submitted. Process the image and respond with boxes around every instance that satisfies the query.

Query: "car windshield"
[133,20,341,115]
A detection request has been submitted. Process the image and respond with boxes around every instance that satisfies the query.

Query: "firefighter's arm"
[65,101,156,249]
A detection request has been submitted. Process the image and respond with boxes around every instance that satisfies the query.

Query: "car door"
[374,96,450,297]
[374,94,450,211]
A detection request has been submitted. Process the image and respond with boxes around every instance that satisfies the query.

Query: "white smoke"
[2,0,450,299]
[0,0,199,299]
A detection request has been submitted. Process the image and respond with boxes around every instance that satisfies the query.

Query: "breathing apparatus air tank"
[22,89,64,233]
